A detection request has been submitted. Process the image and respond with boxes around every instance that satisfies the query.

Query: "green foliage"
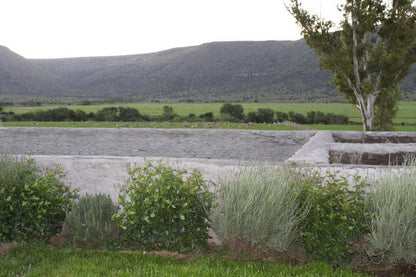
[368,158,416,264]
[373,89,402,131]
[288,111,307,124]
[199,112,215,122]
[114,161,215,251]
[211,165,306,253]
[289,0,416,130]
[246,108,275,123]
[63,193,119,249]
[296,171,370,264]
[94,107,119,121]
[0,154,78,241]
[160,105,178,121]
[220,103,245,122]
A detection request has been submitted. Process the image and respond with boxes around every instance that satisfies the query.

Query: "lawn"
[0,243,368,277]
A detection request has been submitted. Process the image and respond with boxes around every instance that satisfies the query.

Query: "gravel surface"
[0,127,315,162]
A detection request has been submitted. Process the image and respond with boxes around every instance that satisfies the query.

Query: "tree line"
[2,104,349,125]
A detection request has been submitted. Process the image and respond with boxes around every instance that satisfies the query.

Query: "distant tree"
[289,0,416,131]
[75,109,89,121]
[288,111,307,124]
[0,106,3,113]
[246,112,258,123]
[246,108,275,123]
[220,103,245,121]
[199,112,215,122]
[275,111,289,122]
[118,107,142,121]
[160,105,177,121]
[95,107,119,121]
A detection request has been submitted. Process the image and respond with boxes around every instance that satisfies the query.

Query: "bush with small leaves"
[114,161,215,252]
[0,153,78,242]
[63,193,119,249]
[296,172,370,265]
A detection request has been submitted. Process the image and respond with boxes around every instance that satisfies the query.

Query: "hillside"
[0,41,415,102]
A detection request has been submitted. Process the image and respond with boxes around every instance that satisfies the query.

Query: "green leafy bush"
[114,161,215,251]
[0,154,78,241]
[63,193,119,249]
[211,165,307,254]
[296,172,370,264]
[368,159,416,263]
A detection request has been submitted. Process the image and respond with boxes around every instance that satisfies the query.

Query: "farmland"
[4,101,416,123]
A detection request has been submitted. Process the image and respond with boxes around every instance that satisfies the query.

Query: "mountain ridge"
[1,40,415,102]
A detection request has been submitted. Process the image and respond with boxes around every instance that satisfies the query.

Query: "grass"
[2,121,416,131]
[0,243,369,276]
[4,101,416,124]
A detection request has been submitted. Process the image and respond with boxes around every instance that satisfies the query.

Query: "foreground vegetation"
[0,243,367,277]
[1,154,416,276]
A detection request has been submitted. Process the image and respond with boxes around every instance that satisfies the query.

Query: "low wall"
[2,128,415,199]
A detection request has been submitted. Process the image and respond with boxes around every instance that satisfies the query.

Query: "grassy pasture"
[5,101,416,123]
[3,101,415,128]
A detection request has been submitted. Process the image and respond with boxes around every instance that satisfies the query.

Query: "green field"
[4,102,416,123]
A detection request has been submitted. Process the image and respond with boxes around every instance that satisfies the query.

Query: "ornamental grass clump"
[114,160,215,252]
[63,193,119,249]
[0,153,78,241]
[368,158,416,264]
[211,165,306,254]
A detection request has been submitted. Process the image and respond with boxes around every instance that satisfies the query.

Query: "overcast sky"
[0,0,344,59]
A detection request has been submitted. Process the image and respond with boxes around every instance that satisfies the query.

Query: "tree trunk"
[357,94,377,131]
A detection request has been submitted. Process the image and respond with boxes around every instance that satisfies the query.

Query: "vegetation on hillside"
[0,41,415,103]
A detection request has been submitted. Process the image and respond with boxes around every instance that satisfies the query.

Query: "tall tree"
[289,0,416,131]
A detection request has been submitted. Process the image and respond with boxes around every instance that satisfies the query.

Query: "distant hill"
[0,41,415,102]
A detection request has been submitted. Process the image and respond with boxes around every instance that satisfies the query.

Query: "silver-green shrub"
[63,193,119,249]
[211,165,306,252]
[368,158,416,264]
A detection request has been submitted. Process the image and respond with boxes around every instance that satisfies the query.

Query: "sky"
[0,0,344,59]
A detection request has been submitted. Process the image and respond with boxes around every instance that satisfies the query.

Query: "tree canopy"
[289,0,416,131]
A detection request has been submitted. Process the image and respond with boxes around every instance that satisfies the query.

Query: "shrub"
[220,103,245,121]
[296,172,370,265]
[211,165,306,254]
[246,108,275,123]
[288,111,307,124]
[63,193,119,249]
[199,112,215,122]
[368,158,416,263]
[0,154,78,241]
[275,111,289,122]
[160,105,178,121]
[114,161,215,251]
